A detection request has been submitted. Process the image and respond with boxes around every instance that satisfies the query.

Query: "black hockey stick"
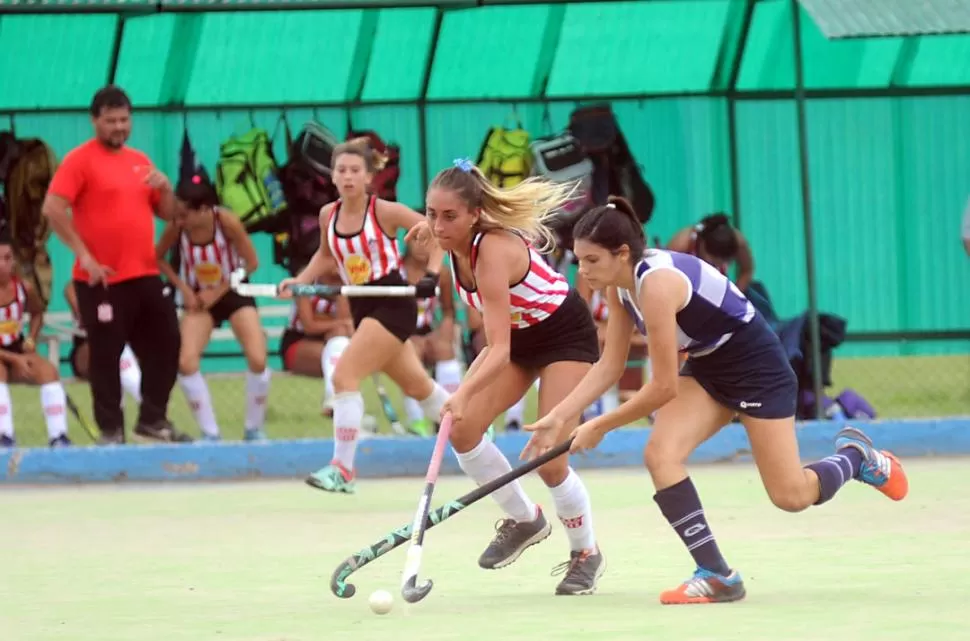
[330,437,573,599]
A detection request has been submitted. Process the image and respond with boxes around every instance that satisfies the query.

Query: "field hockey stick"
[372,374,409,436]
[400,414,453,603]
[330,437,573,599]
[65,392,99,441]
[230,270,436,299]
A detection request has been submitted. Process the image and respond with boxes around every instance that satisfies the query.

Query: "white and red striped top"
[327,196,401,286]
[589,290,609,322]
[451,232,569,329]
[0,278,27,347]
[289,296,338,333]
[178,211,241,291]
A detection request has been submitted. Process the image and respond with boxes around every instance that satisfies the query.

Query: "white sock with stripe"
[455,438,537,523]
[549,468,596,551]
[332,391,364,472]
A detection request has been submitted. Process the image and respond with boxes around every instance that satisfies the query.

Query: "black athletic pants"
[74,275,180,438]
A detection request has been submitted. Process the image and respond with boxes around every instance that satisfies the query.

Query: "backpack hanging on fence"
[476,117,532,189]
[275,120,341,274]
[215,127,287,233]
[346,129,400,202]
[568,104,655,223]
[530,133,595,223]
[0,133,56,308]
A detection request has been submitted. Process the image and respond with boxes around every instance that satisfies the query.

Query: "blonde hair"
[332,137,388,174]
[429,163,578,253]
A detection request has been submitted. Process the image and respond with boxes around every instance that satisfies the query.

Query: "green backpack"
[476,118,532,189]
[215,128,287,232]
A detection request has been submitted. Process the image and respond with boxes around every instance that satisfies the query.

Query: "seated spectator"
[0,233,71,447]
[667,214,755,292]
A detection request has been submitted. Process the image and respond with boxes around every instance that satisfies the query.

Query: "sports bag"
[215,128,287,232]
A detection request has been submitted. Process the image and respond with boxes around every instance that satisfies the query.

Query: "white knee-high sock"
[418,382,450,421]
[0,383,12,438]
[245,368,271,430]
[322,336,349,400]
[549,468,596,551]
[455,438,537,523]
[434,359,462,393]
[332,391,364,471]
[119,344,142,404]
[179,372,220,438]
[403,396,424,424]
[40,382,68,440]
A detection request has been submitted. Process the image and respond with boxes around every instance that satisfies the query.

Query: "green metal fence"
[0,0,967,422]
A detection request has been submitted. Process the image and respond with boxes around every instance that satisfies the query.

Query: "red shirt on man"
[48,139,161,284]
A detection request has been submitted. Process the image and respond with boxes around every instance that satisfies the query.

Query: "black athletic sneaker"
[49,434,72,448]
[552,547,606,595]
[478,507,552,569]
[133,419,193,443]
[97,430,125,446]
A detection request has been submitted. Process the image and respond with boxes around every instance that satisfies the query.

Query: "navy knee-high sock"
[654,477,730,575]
[804,447,864,504]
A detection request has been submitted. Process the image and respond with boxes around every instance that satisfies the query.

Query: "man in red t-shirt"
[42,85,191,445]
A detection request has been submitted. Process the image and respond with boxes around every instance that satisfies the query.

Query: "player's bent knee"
[643,438,688,473]
[245,352,267,373]
[331,367,361,393]
[398,377,432,402]
[449,423,485,454]
[33,359,59,384]
[765,482,812,513]
[179,356,201,376]
[537,459,569,487]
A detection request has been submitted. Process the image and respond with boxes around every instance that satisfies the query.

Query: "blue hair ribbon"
[453,157,475,173]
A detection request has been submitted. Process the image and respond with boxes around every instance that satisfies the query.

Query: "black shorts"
[508,288,599,370]
[3,337,25,356]
[348,271,418,343]
[680,313,797,419]
[207,289,256,328]
[69,335,88,378]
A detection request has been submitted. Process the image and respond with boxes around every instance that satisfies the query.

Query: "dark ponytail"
[696,213,738,260]
[572,195,645,262]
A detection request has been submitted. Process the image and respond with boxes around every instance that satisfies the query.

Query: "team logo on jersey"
[511,311,522,325]
[344,255,372,285]
[194,263,223,288]
[0,319,20,337]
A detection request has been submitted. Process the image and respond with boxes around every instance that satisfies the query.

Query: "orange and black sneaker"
[835,426,909,501]
[660,567,746,605]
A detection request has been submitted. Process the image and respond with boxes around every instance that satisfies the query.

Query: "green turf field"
[1,461,967,641]
[4,354,968,447]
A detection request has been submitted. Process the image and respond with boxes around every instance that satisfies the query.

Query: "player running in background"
[156,176,271,442]
[0,233,71,447]
[279,261,354,416]
[409,158,605,596]
[64,281,143,407]
[399,236,461,435]
[526,196,908,604]
[280,138,448,494]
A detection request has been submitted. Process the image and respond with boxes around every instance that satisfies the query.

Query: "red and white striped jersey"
[327,196,401,285]
[451,232,569,329]
[178,211,241,291]
[289,296,338,333]
[0,278,27,346]
[589,290,609,322]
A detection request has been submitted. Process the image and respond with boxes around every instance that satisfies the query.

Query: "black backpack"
[568,104,655,224]
[275,121,340,274]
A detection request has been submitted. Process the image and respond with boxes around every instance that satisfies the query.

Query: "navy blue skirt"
[680,313,797,419]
